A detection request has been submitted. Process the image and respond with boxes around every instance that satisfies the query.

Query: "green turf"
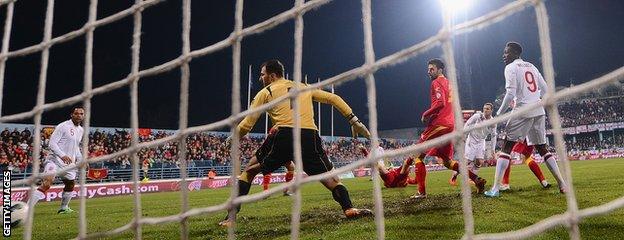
[12,158,624,239]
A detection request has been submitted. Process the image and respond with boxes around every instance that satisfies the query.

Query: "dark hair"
[260,59,284,78]
[484,102,493,108]
[506,42,523,55]
[71,106,84,113]
[427,58,445,70]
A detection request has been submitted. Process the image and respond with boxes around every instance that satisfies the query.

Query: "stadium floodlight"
[439,0,473,16]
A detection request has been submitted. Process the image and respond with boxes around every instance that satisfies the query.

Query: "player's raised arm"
[312,89,370,139]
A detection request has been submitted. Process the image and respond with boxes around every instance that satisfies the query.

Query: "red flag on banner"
[138,128,152,137]
[87,168,109,180]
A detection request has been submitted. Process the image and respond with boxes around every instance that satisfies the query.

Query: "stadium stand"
[2,90,623,181]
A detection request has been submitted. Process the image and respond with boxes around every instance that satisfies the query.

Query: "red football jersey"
[422,76,455,128]
[381,168,409,188]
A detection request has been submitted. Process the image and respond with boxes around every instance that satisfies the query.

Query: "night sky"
[1,0,623,136]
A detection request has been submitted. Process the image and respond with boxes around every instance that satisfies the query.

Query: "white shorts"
[44,161,77,181]
[464,139,485,161]
[484,140,495,159]
[504,115,547,146]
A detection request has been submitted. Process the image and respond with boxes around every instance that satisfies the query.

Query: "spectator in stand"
[0,152,8,170]
[208,168,217,179]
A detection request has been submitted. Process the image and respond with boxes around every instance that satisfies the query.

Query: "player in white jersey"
[483,133,496,163]
[450,103,496,185]
[485,42,567,197]
[27,107,85,213]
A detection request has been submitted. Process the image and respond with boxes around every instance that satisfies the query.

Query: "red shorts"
[380,167,408,188]
[419,125,454,160]
[512,141,534,157]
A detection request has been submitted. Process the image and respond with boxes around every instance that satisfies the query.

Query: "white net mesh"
[1,0,623,239]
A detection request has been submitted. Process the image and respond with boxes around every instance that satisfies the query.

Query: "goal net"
[2,0,624,239]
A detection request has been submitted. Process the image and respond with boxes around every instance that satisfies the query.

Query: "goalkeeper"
[219,59,373,227]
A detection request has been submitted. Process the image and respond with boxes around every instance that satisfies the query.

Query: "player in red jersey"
[359,145,415,188]
[500,140,551,190]
[411,59,487,199]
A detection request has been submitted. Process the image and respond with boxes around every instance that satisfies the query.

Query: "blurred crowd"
[0,127,415,173]
[2,93,623,173]
[0,128,32,172]
[85,130,264,169]
[565,131,624,151]
[557,97,624,127]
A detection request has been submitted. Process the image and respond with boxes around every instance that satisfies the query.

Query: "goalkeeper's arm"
[236,89,269,138]
[312,89,371,139]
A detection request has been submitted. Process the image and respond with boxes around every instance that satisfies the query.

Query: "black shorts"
[255,127,333,176]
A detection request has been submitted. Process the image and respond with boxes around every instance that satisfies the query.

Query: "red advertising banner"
[10,163,501,202]
[87,168,108,180]
[13,173,291,202]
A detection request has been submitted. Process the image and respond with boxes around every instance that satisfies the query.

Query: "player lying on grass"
[358,145,416,188]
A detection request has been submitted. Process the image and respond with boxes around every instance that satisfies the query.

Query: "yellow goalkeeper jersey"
[237,78,353,137]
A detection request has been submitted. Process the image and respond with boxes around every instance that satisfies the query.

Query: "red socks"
[450,161,479,182]
[415,159,427,194]
[262,174,271,190]
[527,158,546,182]
[285,171,294,182]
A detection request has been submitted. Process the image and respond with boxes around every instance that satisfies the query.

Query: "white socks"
[28,189,46,206]
[491,153,511,192]
[60,191,73,210]
[543,153,567,190]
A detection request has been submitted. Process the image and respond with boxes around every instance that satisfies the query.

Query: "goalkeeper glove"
[347,113,371,139]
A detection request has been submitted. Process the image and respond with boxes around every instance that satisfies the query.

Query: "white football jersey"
[46,120,84,167]
[501,58,547,118]
[464,111,496,144]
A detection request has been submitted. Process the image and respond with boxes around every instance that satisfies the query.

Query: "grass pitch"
[13,158,624,239]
